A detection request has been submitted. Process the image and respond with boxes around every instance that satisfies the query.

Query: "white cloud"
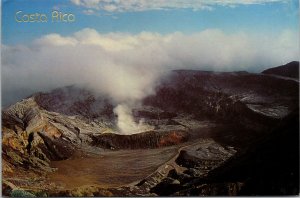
[82,9,96,15]
[2,28,298,107]
[34,34,78,46]
[70,0,289,13]
[70,0,81,5]
[70,0,102,9]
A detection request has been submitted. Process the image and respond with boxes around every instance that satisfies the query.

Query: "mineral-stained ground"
[2,62,299,196]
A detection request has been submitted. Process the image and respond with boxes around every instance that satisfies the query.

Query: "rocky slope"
[2,62,299,196]
[168,109,299,196]
[262,61,299,79]
[90,130,189,149]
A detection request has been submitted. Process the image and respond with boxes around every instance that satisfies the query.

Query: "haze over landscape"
[2,0,299,107]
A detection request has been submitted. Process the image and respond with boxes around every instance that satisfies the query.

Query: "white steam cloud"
[2,28,298,133]
[113,104,153,134]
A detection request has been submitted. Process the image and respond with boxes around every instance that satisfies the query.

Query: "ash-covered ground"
[2,62,299,196]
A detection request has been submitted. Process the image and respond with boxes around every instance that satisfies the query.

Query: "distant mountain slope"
[262,61,299,79]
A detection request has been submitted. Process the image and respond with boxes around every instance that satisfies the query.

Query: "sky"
[1,0,299,108]
[2,0,299,44]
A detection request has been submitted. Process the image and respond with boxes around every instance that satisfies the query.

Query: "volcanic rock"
[262,61,299,79]
[2,62,299,196]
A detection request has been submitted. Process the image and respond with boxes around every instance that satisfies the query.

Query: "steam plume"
[2,28,298,133]
[113,104,153,134]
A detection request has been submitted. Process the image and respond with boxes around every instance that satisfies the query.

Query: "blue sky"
[2,0,299,45]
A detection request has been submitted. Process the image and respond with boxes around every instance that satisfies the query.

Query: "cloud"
[82,9,96,15]
[70,0,289,13]
[34,34,78,46]
[70,0,102,9]
[2,28,298,108]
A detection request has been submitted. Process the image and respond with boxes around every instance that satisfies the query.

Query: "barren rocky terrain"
[2,62,299,196]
